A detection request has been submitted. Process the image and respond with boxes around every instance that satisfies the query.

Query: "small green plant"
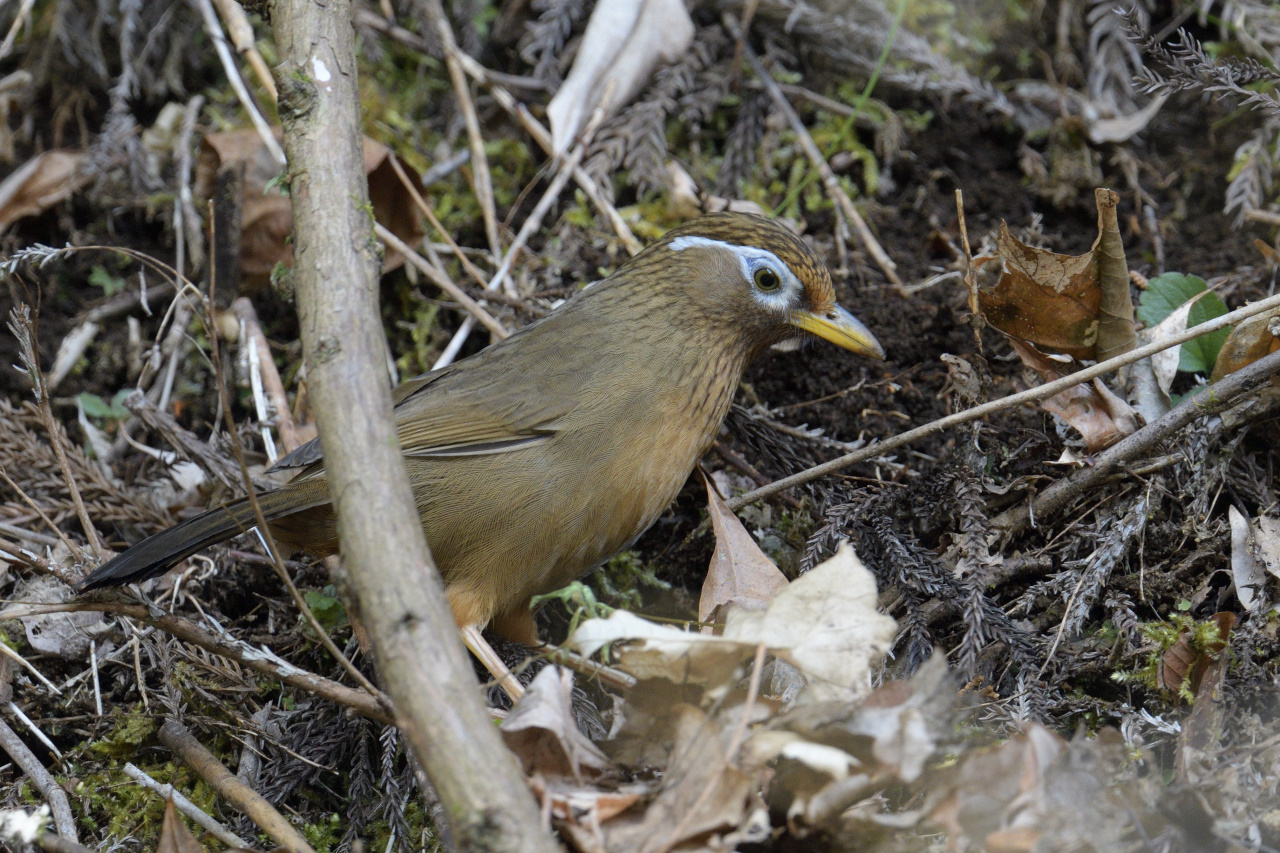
[78,388,132,422]
[1137,273,1231,375]
[88,264,126,297]
[531,580,615,636]
[1111,612,1226,701]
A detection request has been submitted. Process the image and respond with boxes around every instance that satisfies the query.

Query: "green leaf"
[88,265,126,297]
[1137,273,1231,374]
[78,390,130,421]
[304,585,348,632]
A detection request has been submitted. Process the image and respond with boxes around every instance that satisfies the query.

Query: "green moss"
[1111,613,1227,702]
[88,713,158,759]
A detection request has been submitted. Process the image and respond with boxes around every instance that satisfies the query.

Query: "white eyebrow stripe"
[669,235,737,253]
[669,234,801,310]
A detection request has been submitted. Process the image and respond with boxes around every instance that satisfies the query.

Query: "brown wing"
[273,316,592,470]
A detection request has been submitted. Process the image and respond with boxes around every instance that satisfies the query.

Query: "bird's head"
[620,212,885,361]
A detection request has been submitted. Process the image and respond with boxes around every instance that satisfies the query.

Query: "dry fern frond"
[519,0,588,85]
[584,25,727,199]
[0,399,168,533]
[1224,121,1278,226]
[716,0,1015,119]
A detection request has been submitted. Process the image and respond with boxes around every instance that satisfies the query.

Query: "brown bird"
[80,212,883,651]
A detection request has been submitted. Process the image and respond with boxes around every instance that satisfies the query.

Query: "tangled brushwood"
[2,0,1280,850]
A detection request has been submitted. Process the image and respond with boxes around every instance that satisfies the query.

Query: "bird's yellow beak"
[790,306,885,360]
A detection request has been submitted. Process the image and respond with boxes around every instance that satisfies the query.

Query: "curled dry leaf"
[1210,306,1280,381]
[1009,339,1138,453]
[0,150,90,232]
[977,189,1133,360]
[194,129,425,282]
[587,704,753,853]
[500,666,614,784]
[928,723,1069,852]
[699,475,789,628]
[570,544,895,705]
[547,0,694,154]
[1253,514,1280,581]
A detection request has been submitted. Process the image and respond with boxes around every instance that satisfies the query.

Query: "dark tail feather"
[78,479,330,590]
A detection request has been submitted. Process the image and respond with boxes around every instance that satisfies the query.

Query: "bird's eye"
[754,267,782,292]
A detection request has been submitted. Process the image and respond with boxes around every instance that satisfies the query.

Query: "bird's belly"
[407,423,707,627]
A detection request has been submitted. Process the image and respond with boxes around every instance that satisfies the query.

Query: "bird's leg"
[459,623,525,702]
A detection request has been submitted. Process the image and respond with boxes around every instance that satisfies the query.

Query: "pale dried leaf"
[501,667,613,783]
[569,544,894,704]
[724,543,895,704]
[700,477,789,627]
[547,0,694,154]
[1086,93,1169,144]
[1141,289,1212,396]
[18,576,111,660]
[0,150,89,231]
[1254,515,1280,581]
[1229,505,1265,612]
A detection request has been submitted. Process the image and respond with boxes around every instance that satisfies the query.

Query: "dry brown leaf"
[1009,339,1138,452]
[593,705,753,853]
[1159,612,1234,698]
[547,0,694,153]
[157,798,203,853]
[978,189,1133,360]
[928,723,1067,850]
[501,666,614,784]
[1210,306,1280,380]
[194,129,424,282]
[978,221,1102,358]
[0,150,89,231]
[699,475,789,628]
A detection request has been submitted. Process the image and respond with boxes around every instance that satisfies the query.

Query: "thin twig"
[737,28,903,291]
[159,719,317,853]
[191,0,285,166]
[994,346,1280,538]
[434,100,609,368]
[122,762,252,848]
[726,291,1280,509]
[451,50,644,256]
[210,0,278,103]
[232,298,302,454]
[0,595,395,723]
[424,0,502,261]
[375,223,511,340]
[8,308,106,559]
[204,288,388,702]
[0,716,76,842]
[386,153,492,291]
[0,466,85,563]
